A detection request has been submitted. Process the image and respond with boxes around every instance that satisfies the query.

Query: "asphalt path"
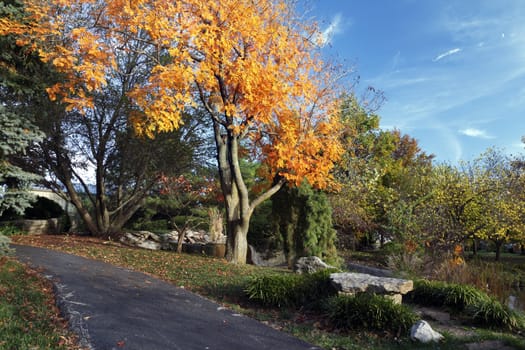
[14,245,321,350]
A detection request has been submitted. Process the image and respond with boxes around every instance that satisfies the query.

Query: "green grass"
[11,235,525,350]
[0,257,77,350]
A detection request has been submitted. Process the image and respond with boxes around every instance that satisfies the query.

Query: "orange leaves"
[3,0,118,112]
[5,0,345,189]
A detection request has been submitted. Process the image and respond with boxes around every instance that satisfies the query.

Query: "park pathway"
[15,245,320,350]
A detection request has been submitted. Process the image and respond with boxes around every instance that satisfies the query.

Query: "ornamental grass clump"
[468,297,525,331]
[406,279,448,307]
[407,279,525,331]
[245,269,338,308]
[245,273,303,307]
[444,283,491,310]
[407,279,489,310]
[325,293,419,335]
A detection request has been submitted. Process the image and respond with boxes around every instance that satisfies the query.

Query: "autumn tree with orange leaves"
[2,0,344,264]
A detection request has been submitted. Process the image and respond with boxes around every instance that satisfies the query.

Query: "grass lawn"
[0,256,80,350]
[10,234,525,350]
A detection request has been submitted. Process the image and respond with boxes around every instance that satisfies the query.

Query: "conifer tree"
[0,1,44,216]
[272,181,339,267]
[0,106,43,216]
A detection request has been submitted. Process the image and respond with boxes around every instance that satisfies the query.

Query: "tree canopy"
[3,0,345,263]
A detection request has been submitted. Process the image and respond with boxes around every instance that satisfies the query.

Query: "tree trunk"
[176,228,186,254]
[495,241,502,261]
[212,120,284,264]
[226,217,250,263]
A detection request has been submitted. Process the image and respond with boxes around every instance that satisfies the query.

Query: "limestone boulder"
[294,256,334,274]
[330,272,413,295]
[120,229,228,253]
[410,320,444,343]
[120,231,162,250]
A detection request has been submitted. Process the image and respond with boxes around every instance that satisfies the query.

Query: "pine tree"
[0,1,44,216]
[0,105,43,216]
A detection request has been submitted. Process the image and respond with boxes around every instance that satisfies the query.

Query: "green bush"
[326,293,419,334]
[407,279,524,330]
[245,273,303,307]
[132,219,170,233]
[407,279,489,310]
[245,269,338,308]
[468,297,525,331]
[0,224,24,237]
[300,269,339,305]
[272,181,340,267]
[405,279,446,307]
[0,234,14,256]
[444,283,491,310]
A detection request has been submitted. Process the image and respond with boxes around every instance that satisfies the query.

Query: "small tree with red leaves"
[158,174,218,253]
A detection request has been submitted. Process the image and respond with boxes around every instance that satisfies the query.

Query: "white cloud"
[459,128,494,139]
[432,48,462,62]
[319,13,343,46]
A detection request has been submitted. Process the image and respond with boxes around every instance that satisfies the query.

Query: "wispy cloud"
[459,128,494,139]
[319,13,343,46]
[432,48,461,62]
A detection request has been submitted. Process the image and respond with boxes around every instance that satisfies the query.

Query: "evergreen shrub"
[0,224,23,237]
[272,181,340,267]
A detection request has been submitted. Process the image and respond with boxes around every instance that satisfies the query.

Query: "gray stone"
[410,320,444,343]
[135,240,162,250]
[384,294,402,304]
[119,232,162,250]
[330,272,413,295]
[121,229,227,253]
[248,245,287,267]
[132,230,161,242]
[294,256,334,274]
[21,219,60,234]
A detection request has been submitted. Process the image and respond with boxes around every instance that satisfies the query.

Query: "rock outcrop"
[330,272,413,304]
[119,229,227,256]
[294,256,334,274]
[120,231,162,250]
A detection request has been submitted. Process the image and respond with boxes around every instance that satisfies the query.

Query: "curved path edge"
[14,244,321,350]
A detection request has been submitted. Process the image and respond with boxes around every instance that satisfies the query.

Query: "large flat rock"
[330,272,413,295]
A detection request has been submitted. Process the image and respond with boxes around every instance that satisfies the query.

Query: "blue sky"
[306,0,525,164]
